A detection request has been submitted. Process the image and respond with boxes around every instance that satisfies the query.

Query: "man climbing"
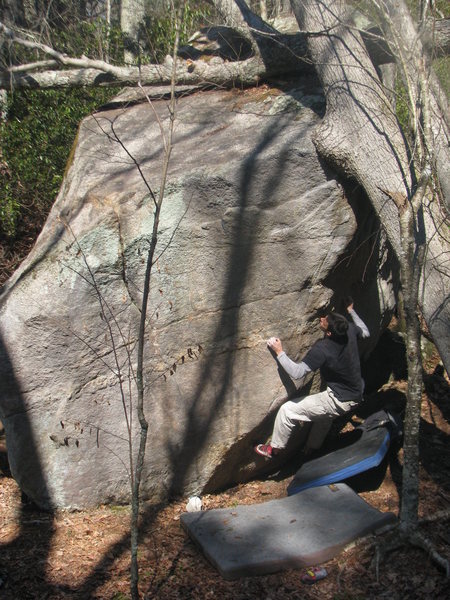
[255,300,370,458]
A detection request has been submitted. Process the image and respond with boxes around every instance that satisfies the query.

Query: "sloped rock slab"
[180,483,396,579]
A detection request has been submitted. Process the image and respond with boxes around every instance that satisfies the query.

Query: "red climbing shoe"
[254,443,274,458]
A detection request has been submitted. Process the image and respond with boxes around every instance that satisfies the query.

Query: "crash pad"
[287,426,391,496]
[180,483,396,579]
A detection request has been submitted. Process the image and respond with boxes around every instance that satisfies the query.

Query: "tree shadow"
[0,331,56,596]
[164,114,304,497]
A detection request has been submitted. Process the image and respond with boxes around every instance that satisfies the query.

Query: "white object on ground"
[186,496,203,512]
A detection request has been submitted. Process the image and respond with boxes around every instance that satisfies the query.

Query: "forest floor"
[1,351,449,599]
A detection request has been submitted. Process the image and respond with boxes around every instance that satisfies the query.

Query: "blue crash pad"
[287,426,391,496]
[181,483,396,579]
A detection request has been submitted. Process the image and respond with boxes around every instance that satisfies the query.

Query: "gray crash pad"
[181,483,396,579]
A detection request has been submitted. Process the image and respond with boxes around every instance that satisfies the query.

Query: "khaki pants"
[271,388,359,451]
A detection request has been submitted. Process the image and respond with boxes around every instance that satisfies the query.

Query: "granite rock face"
[0,81,395,508]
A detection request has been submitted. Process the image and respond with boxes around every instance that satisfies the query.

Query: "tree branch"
[7,59,59,73]
[0,21,124,76]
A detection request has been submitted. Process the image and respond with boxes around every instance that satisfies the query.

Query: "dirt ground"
[1,357,449,599]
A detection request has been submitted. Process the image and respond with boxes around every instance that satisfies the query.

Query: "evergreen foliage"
[0,87,115,239]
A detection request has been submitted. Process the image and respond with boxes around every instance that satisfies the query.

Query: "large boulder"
[0,79,395,508]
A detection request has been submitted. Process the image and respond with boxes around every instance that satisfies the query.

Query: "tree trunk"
[212,0,291,60]
[22,0,38,28]
[398,271,422,530]
[423,17,450,58]
[105,0,111,63]
[130,8,182,598]
[289,0,450,374]
[0,55,302,89]
[120,0,146,64]
[394,182,427,529]
[371,1,450,204]
[0,89,7,121]
[271,0,293,15]
[214,0,277,33]
[260,0,268,20]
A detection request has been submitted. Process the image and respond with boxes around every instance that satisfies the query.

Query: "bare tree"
[124,8,183,596]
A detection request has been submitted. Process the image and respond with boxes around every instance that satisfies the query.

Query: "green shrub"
[0,87,115,239]
[51,19,125,62]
